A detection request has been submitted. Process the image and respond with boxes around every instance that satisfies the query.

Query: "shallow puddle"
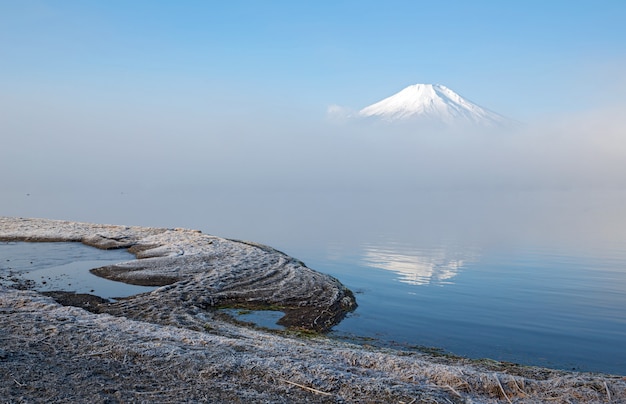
[0,241,155,300]
[220,308,286,330]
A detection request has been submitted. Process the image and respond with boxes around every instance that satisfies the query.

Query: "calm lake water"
[315,242,626,374]
[3,188,626,375]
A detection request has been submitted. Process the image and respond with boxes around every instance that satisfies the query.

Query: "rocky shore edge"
[1,217,625,403]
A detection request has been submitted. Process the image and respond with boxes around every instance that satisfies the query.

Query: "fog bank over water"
[3,103,626,251]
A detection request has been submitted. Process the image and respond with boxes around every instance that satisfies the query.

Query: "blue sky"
[2,1,626,241]
[1,0,625,123]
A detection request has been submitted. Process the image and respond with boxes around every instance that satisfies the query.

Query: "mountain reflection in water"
[360,243,478,286]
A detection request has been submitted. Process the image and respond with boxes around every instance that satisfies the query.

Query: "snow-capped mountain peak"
[358,84,509,126]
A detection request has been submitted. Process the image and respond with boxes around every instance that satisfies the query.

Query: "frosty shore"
[0,217,356,332]
[1,217,625,403]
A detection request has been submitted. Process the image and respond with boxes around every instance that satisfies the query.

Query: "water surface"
[310,241,626,374]
[0,242,153,300]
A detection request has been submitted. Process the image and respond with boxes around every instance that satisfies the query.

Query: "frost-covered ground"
[1,217,625,403]
[0,217,356,332]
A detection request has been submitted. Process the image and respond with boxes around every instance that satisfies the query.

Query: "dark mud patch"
[90,265,179,286]
[42,291,109,313]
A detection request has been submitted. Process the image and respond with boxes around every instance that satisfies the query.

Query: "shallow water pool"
[0,241,155,300]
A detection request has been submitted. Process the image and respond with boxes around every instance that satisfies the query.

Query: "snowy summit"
[358,84,510,126]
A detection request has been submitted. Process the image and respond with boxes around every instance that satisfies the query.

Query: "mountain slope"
[358,84,510,126]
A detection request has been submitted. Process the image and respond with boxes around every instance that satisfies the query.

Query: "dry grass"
[2,287,625,403]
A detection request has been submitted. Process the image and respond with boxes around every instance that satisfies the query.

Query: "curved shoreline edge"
[1,216,625,403]
[0,216,356,332]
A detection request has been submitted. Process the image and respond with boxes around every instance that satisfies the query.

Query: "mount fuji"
[357,84,511,126]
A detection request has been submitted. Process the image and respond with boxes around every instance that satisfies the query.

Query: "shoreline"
[1,217,625,402]
[0,217,356,332]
